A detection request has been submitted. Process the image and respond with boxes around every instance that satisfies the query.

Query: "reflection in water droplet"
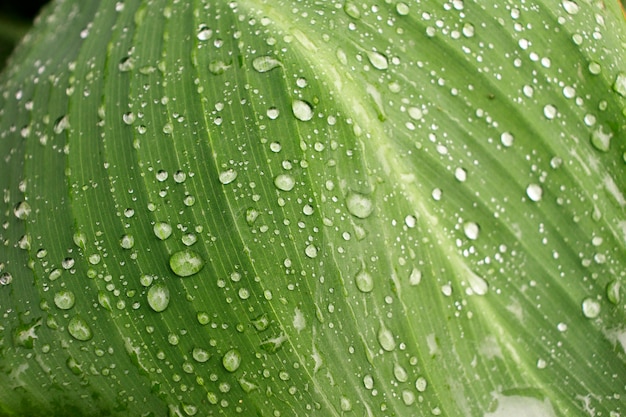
[292,100,314,121]
[581,297,600,318]
[526,184,543,202]
[367,51,389,70]
[154,222,173,240]
[147,283,170,312]
[346,192,374,219]
[219,169,238,185]
[169,250,205,277]
[274,174,295,191]
[252,56,282,73]
[222,349,241,372]
[13,201,31,219]
[377,325,396,351]
[54,290,76,310]
[463,222,480,240]
[68,316,93,341]
[355,269,374,293]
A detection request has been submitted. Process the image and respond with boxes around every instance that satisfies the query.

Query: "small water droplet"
[54,290,76,310]
[394,363,408,382]
[169,250,205,277]
[346,192,374,219]
[292,100,314,121]
[252,314,270,331]
[590,125,613,152]
[13,201,31,219]
[252,56,282,73]
[218,169,238,185]
[581,297,600,318]
[154,222,173,240]
[355,269,374,293]
[377,325,396,351]
[274,174,295,191]
[409,268,422,286]
[367,50,389,70]
[68,316,93,341]
[305,244,318,258]
[147,283,170,312]
[266,107,280,119]
[222,349,241,372]
[526,184,543,202]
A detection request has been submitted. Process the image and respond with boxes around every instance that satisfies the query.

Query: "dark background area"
[0,0,49,70]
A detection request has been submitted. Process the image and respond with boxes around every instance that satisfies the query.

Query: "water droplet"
[120,234,135,249]
[246,208,259,225]
[408,107,423,120]
[415,376,428,392]
[367,51,389,70]
[393,363,408,382]
[606,280,621,304]
[543,104,557,120]
[169,250,205,277]
[613,73,626,97]
[222,349,241,372]
[72,231,87,249]
[500,132,514,147]
[13,201,31,219]
[147,283,170,312]
[363,374,374,389]
[409,268,422,286]
[590,125,613,152]
[218,169,237,185]
[0,272,13,285]
[274,174,295,191]
[305,244,318,258]
[98,291,112,311]
[266,107,280,119]
[396,2,410,15]
[53,115,70,134]
[343,2,361,18]
[454,167,467,182]
[68,316,93,341]
[252,56,282,73]
[340,397,352,412]
[54,290,76,310]
[192,347,210,363]
[122,112,135,125]
[463,221,480,240]
[355,269,374,293]
[346,192,374,219]
[377,325,396,351]
[154,222,173,240]
[208,60,231,75]
[292,100,314,121]
[526,184,543,202]
[561,0,580,14]
[197,25,213,40]
[252,314,270,331]
[581,297,600,318]
[467,271,489,295]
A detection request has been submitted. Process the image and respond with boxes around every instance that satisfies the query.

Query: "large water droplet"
[561,0,580,14]
[463,221,480,240]
[343,2,361,18]
[147,283,170,312]
[613,73,626,97]
[68,316,93,341]
[222,349,241,372]
[377,325,396,351]
[581,297,600,318]
[590,125,613,152]
[355,269,374,293]
[0,272,12,285]
[367,51,389,70]
[526,184,543,202]
[415,376,428,392]
[197,25,213,40]
[274,174,295,191]
[252,56,282,73]
[154,222,173,240]
[192,347,210,363]
[346,192,374,219]
[169,250,205,277]
[606,280,621,304]
[13,201,31,219]
[54,290,76,310]
[218,169,238,185]
[292,100,314,121]
[409,268,422,286]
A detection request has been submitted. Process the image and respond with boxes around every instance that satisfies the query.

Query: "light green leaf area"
[0,0,625,416]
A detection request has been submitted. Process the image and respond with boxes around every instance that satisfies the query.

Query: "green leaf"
[1,0,625,416]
